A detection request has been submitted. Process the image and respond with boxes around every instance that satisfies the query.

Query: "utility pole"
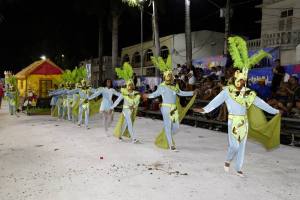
[224,0,230,56]
[140,3,144,77]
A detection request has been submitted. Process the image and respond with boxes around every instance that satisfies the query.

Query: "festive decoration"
[115,62,134,84]
[151,55,172,76]
[228,36,270,71]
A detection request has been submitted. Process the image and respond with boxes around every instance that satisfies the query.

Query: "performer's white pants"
[161,106,179,147]
[226,119,247,171]
[8,104,16,115]
[121,108,135,140]
[78,103,89,127]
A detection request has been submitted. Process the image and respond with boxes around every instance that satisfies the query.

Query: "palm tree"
[185,0,192,69]
[73,0,109,84]
[122,0,160,76]
[111,0,123,77]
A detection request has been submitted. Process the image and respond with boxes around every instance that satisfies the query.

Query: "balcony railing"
[247,30,300,49]
[261,30,300,48]
[247,39,261,50]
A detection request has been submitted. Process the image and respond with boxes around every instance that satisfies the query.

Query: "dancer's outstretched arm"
[88,88,103,100]
[193,90,226,113]
[253,96,280,115]
[67,88,80,95]
[178,90,194,97]
[147,86,162,99]
[110,94,124,110]
[112,89,121,98]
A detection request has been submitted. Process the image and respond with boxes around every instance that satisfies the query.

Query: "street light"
[40,55,46,60]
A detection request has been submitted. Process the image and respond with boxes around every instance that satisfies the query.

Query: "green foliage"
[6,75,17,88]
[151,55,172,72]
[228,36,270,70]
[61,67,87,84]
[115,62,133,81]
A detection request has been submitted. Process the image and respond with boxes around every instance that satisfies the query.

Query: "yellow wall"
[17,74,62,97]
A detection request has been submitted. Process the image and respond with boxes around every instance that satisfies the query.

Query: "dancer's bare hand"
[193,108,204,113]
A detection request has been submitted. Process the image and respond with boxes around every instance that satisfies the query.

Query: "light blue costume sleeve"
[253,96,279,115]
[112,89,121,97]
[148,86,162,99]
[111,94,124,109]
[177,90,194,97]
[67,88,80,95]
[51,89,67,96]
[88,88,103,100]
[202,90,226,113]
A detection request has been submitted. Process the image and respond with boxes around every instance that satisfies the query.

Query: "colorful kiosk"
[15,59,63,99]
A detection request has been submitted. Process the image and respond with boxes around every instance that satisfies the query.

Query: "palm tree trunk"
[185,0,192,69]
[98,16,104,85]
[152,0,160,76]
[112,13,119,79]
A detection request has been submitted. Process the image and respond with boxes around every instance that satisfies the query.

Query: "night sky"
[0,0,262,76]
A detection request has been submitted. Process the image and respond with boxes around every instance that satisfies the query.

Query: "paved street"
[0,103,299,200]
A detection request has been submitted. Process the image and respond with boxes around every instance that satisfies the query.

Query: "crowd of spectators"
[138,59,300,121]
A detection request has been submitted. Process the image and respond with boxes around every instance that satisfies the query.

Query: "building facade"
[248,0,300,65]
[121,30,224,76]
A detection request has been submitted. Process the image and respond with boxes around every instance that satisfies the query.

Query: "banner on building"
[86,63,91,81]
[192,55,227,69]
[248,64,300,87]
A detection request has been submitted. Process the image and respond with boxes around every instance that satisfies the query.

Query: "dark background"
[0,0,262,75]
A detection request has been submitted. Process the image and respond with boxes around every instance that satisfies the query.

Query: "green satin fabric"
[53,98,102,119]
[248,105,281,150]
[155,95,197,149]
[113,108,138,139]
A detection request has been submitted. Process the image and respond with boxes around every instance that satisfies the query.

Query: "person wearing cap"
[143,55,197,151]
[89,79,120,133]
[111,63,141,143]
[194,36,281,177]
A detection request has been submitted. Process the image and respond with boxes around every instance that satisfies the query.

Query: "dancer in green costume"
[193,36,281,177]
[143,55,197,151]
[111,62,141,143]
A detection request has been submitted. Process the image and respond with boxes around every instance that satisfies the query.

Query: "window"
[160,46,169,59]
[39,80,52,98]
[144,49,153,62]
[279,8,293,31]
[132,52,141,67]
[122,54,130,64]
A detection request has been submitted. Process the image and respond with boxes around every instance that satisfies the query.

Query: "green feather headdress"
[228,36,270,71]
[60,66,87,86]
[115,62,134,85]
[6,75,17,89]
[151,55,172,76]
